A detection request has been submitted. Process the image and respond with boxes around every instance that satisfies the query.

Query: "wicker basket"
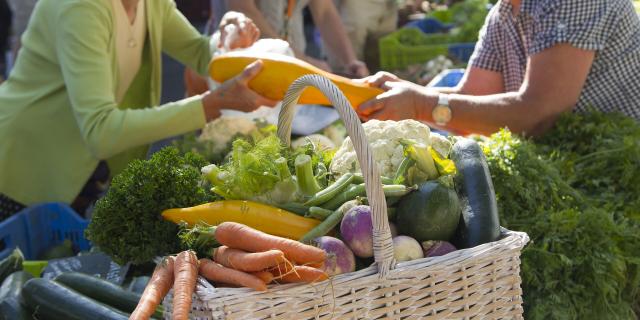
[163,75,529,319]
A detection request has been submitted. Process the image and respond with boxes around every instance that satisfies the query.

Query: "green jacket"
[0,0,211,205]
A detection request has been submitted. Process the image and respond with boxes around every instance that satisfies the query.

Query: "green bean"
[307,207,334,221]
[275,202,309,216]
[300,200,360,244]
[352,173,394,185]
[304,173,355,207]
[321,184,414,211]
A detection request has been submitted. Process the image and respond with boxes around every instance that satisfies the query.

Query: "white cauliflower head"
[330,119,431,178]
[198,116,257,154]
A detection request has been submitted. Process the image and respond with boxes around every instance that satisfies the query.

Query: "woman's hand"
[218,11,260,50]
[202,60,277,121]
[357,73,437,122]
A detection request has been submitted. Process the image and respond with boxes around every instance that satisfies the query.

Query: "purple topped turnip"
[392,236,424,262]
[314,236,356,276]
[340,205,374,258]
[422,241,457,258]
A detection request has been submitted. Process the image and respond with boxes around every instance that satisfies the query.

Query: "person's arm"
[359,44,595,136]
[308,0,369,77]
[56,3,274,160]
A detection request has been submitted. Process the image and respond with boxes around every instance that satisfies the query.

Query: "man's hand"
[202,60,277,121]
[218,11,260,50]
[357,79,437,122]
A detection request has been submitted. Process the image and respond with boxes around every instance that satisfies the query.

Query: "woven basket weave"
[163,75,529,319]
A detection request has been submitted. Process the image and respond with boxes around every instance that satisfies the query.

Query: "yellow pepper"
[161,200,320,240]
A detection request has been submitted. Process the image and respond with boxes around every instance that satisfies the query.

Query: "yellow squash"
[209,51,384,107]
[161,200,320,240]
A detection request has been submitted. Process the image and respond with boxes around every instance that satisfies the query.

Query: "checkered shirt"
[469,0,640,120]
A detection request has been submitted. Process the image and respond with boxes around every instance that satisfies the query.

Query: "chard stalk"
[295,154,322,197]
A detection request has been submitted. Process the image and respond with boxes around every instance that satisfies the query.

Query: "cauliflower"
[430,132,453,158]
[330,119,432,178]
[198,116,257,155]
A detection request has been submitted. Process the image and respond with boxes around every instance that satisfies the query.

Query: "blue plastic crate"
[404,18,453,34]
[0,203,90,260]
[448,43,476,63]
[427,69,465,88]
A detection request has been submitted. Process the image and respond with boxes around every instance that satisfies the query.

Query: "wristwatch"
[432,94,452,126]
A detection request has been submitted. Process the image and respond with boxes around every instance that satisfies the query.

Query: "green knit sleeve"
[55,2,206,160]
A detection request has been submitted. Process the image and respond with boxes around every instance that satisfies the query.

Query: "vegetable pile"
[481,111,640,319]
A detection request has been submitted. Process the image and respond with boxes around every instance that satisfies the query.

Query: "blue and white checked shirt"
[469,0,640,120]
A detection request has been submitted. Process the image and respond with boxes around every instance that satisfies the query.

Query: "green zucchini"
[450,138,501,249]
[396,178,461,242]
[54,272,162,318]
[22,278,129,320]
[127,276,151,294]
[0,298,32,320]
[0,271,33,320]
[0,249,24,284]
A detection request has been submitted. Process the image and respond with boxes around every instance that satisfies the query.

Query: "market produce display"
[7,104,619,320]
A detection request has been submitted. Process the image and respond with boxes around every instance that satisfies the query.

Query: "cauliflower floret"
[330,119,431,178]
[430,132,452,158]
[198,116,257,154]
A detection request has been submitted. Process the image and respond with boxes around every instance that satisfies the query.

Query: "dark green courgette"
[0,249,24,284]
[0,298,32,320]
[0,271,33,320]
[127,276,151,294]
[0,271,32,301]
[450,138,501,249]
[54,272,162,318]
[22,278,129,320]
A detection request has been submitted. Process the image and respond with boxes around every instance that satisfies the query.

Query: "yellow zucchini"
[209,51,384,107]
[161,200,320,240]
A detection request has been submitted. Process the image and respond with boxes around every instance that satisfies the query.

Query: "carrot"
[213,246,286,272]
[271,265,328,284]
[172,251,199,320]
[130,256,175,320]
[215,222,326,266]
[251,270,275,284]
[199,259,267,291]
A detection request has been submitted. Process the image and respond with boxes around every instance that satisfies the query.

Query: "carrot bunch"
[130,222,328,320]
[205,222,328,288]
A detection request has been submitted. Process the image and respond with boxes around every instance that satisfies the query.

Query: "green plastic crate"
[379,28,470,71]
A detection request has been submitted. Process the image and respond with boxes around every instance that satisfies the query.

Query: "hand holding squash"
[202,60,277,121]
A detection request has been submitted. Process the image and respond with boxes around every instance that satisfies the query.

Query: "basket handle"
[277,75,396,277]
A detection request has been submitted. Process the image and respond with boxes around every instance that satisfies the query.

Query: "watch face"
[433,105,452,125]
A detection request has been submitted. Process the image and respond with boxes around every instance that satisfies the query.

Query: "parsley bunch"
[483,111,640,319]
[85,147,215,265]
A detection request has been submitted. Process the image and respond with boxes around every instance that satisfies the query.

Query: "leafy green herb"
[482,111,640,319]
[85,147,215,265]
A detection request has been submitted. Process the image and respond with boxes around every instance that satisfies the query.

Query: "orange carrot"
[251,270,275,284]
[271,265,328,283]
[215,222,326,266]
[172,251,199,320]
[130,256,175,320]
[199,259,267,291]
[213,246,286,272]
